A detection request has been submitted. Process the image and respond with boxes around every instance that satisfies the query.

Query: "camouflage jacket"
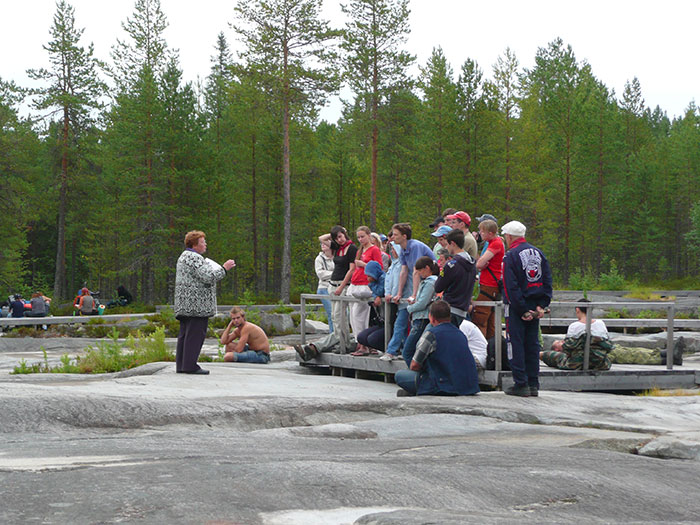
[561,333,613,371]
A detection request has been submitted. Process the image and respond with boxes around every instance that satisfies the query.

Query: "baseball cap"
[430,225,453,237]
[445,211,471,226]
[501,220,526,237]
[477,213,498,224]
[428,216,444,228]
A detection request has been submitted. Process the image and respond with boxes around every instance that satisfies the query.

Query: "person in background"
[429,216,446,257]
[315,235,335,333]
[26,292,49,317]
[445,211,478,260]
[348,226,384,338]
[77,288,97,316]
[174,230,236,375]
[430,224,452,265]
[373,232,391,270]
[353,260,386,355]
[389,223,436,359]
[434,229,476,327]
[472,219,505,340]
[459,319,488,370]
[398,256,439,365]
[10,295,26,318]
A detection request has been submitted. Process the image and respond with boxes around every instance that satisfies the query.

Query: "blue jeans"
[402,318,429,367]
[386,308,409,356]
[234,350,270,364]
[317,287,334,333]
[395,370,419,395]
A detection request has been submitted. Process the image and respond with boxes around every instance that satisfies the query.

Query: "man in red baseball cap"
[445,211,478,259]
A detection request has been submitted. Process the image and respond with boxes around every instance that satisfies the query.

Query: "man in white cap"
[501,220,552,397]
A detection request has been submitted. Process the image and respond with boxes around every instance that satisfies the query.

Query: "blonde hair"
[230,306,245,316]
[479,219,498,234]
[356,226,371,258]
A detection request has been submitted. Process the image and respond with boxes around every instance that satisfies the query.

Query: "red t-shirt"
[351,245,383,285]
[479,236,504,287]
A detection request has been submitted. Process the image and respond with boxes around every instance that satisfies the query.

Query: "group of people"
[300,209,554,397]
[1,293,51,318]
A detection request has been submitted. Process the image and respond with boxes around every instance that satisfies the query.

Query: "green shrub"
[568,267,596,291]
[270,303,294,314]
[598,260,626,290]
[11,327,174,375]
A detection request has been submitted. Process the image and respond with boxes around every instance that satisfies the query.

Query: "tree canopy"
[3,0,700,304]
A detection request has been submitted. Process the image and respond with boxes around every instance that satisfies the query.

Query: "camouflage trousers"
[540,350,612,370]
[609,346,663,365]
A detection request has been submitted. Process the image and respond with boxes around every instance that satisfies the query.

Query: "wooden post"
[666,304,674,370]
[495,301,503,371]
[384,298,391,351]
[300,295,306,345]
[583,309,592,371]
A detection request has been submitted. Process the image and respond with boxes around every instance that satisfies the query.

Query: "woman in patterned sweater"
[174,230,235,374]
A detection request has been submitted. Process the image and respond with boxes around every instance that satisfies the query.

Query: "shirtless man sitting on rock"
[220,307,271,364]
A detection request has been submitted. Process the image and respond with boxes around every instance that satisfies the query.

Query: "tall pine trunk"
[53,108,69,300]
[281,43,291,302]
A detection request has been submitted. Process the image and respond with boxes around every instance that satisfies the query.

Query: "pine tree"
[418,47,459,216]
[233,0,340,302]
[342,0,414,230]
[27,0,105,299]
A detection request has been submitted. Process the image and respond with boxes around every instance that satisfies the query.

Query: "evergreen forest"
[2,0,700,305]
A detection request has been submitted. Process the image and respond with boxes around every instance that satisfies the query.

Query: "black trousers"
[176,316,209,372]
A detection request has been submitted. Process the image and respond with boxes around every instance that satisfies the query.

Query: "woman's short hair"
[185,230,206,248]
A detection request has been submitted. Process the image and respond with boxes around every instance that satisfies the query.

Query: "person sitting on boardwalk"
[352,260,386,356]
[221,307,271,364]
[542,300,684,368]
[394,300,480,397]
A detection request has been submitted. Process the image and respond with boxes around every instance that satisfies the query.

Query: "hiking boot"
[529,386,539,397]
[504,384,531,397]
[660,337,685,366]
[294,344,316,361]
[674,337,686,365]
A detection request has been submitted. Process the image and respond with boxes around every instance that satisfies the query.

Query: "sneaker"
[396,389,415,397]
[529,386,539,397]
[504,384,531,397]
[379,353,398,361]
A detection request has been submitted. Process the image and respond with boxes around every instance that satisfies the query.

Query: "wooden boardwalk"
[298,353,700,392]
[0,313,152,327]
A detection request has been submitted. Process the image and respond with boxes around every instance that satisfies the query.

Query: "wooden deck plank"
[299,352,700,391]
